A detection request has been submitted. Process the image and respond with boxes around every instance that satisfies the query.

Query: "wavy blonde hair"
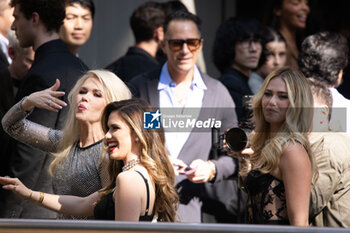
[99,99,178,222]
[248,67,317,181]
[49,70,132,174]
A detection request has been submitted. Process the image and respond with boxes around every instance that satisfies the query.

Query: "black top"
[94,171,154,221]
[244,169,289,225]
[105,46,160,83]
[219,68,253,124]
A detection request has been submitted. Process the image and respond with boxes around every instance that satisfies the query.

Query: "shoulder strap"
[135,171,150,215]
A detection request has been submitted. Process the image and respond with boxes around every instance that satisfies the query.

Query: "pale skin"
[230,77,311,226]
[0,111,155,221]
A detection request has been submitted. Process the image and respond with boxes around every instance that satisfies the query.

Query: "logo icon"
[143,110,161,129]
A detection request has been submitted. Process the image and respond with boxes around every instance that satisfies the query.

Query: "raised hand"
[21,79,67,112]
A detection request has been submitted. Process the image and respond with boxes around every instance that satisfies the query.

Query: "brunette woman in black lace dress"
[232,67,317,226]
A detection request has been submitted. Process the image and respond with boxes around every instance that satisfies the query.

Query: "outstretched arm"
[1,79,67,152]
[0,176,99,217]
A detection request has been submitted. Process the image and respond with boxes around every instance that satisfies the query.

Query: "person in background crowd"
[0,99,179,222]
[307,78,350,228]
[0,29,34,178]
[264,0,310,70]
[0,0,13,68]
[0,0,88,219]
[249,27,287,94]
[213,17,263,125]
[129,10,239,223]
[106,1,165,83]
[59,0,94,56]
[232,67,316,226]
[299,31,350,137]
[2,70,131,219]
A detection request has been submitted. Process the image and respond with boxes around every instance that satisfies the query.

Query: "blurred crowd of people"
[0,0,350,229]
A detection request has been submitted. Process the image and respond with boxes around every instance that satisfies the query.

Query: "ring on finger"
[47,99,52,105]
[13,185,17,191]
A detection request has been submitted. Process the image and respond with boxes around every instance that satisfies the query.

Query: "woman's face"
[276,0,310,29]
[75,77,107,123]
[258,41,287,77]
[105,111,138,162]
[261,76,290,128]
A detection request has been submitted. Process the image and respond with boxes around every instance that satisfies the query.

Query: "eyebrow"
[80,86,103,92]
[265,89,288,95]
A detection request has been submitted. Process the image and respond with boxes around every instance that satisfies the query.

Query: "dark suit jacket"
[105,46,160,83]
[0,49,9,69]
[0,39,88,218]
[129,68,242,222]
[0,68,15,177]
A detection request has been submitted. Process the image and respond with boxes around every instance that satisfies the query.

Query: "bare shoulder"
[115,170,145,188]
[280,140,310,171]
[283,140,308,158]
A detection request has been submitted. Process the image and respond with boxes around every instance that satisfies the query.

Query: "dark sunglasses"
[167,38,202,52]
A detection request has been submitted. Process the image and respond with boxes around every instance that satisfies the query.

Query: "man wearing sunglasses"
[129,10,238,223]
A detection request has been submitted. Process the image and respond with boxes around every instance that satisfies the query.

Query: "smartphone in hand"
[179,166,195,175]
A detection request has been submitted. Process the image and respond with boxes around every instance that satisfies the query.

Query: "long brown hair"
[100,99,178,222]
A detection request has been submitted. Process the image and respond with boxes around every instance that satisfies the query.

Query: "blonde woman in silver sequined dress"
[0,99,178,222]
[1,70,131,219]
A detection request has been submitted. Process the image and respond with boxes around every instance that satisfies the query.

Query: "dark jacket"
[219,68,253,124]
[105,46,160,83]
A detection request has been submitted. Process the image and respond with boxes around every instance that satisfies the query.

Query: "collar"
[225,68,250,82]
[34,39,70,62]
[158,62,207,90]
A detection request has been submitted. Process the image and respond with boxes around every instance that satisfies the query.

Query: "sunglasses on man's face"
[167,38,202,52]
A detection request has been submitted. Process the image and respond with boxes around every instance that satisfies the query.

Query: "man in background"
[0,29,34,177]
[59,0,94,56]
[106,1,165,83]
[0,0,13,68]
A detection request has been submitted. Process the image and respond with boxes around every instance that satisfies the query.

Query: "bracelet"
[38,192,45,204]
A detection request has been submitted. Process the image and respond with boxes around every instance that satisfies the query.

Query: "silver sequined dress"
[2,101,104,219]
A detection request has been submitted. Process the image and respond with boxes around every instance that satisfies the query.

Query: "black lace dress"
[244,169,289,225]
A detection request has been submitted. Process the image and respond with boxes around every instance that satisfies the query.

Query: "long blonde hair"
[249,67,316,181]
[99,99,178,222]
[49,70,132,175]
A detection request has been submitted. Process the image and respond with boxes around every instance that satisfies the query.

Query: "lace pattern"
[244,170,289,224]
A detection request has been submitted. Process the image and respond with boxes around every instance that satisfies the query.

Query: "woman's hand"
[0,176,32,200]
[21,79,67,112]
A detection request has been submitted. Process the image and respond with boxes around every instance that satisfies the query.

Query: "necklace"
[122,159,141,171]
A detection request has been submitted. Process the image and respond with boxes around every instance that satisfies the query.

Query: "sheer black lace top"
[94,171,154,221]
[244,169,289,225]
